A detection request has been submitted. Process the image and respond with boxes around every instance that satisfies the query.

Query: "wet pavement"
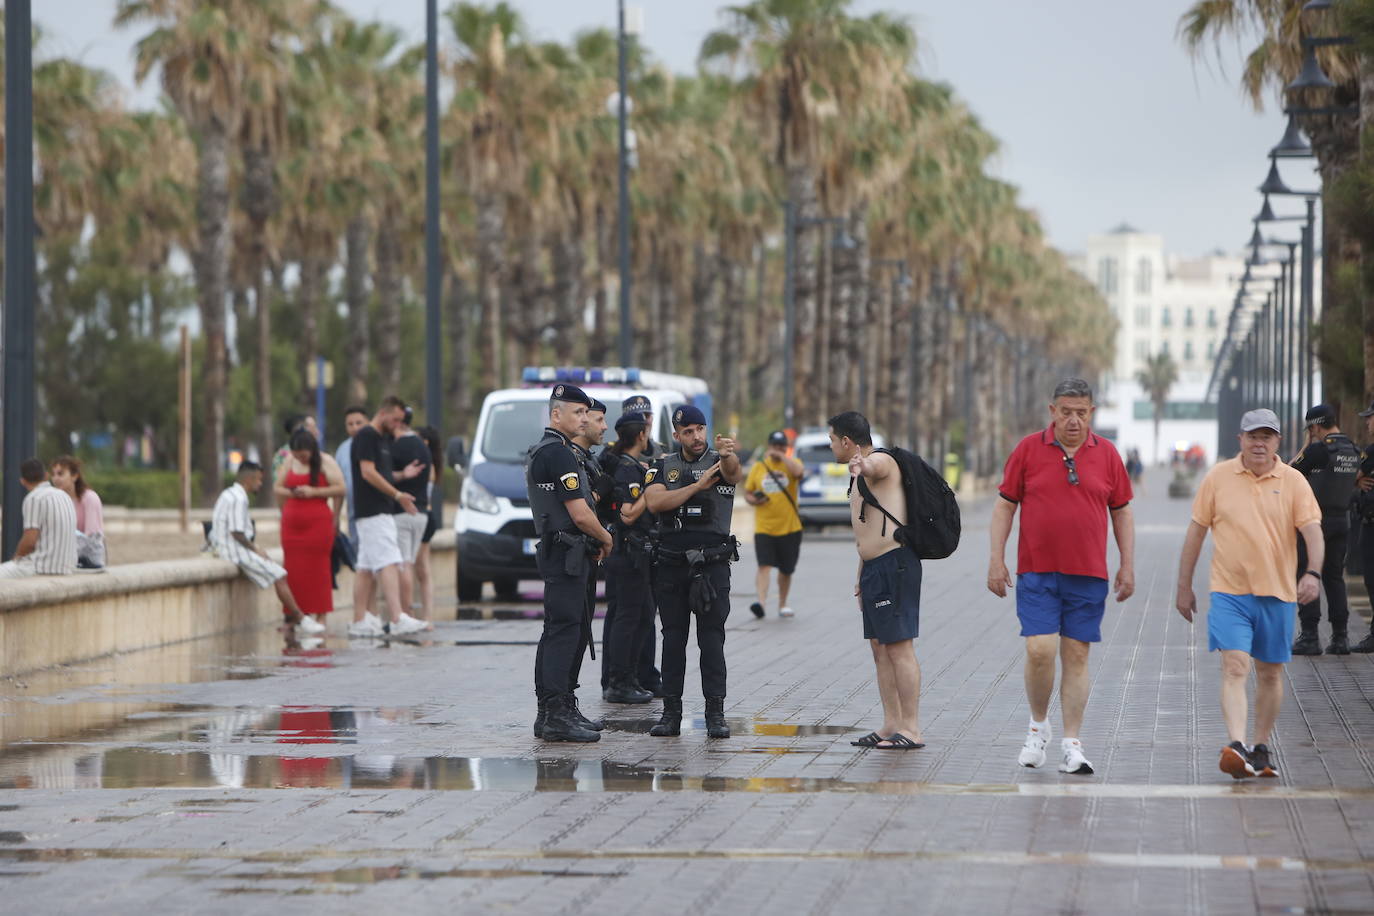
[2,470,1373,914]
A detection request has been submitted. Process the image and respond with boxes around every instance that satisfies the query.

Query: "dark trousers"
[1297,515,1350,634]
[567,572,597,691]
[1362,521,1374,636]
[534,545,590,702]
[602,548,654,682]
[601,557,662,689]
[654,560,731,698]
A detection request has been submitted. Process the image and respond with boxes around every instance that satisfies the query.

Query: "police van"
[454,367,711,601]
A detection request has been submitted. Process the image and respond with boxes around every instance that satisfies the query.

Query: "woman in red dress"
[275,428,346,622]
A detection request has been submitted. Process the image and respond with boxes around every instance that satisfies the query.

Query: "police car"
[454,367,711,601]
[794,427,886,528]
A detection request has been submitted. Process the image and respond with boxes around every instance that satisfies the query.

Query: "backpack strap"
[852,474,900,538]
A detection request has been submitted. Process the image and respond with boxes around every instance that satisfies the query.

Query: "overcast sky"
[38,0,1306,258]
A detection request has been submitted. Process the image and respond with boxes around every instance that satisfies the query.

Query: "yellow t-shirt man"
[746,455,803,537]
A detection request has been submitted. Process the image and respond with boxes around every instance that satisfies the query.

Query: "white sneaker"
[295,615,326,635]
[297,636,324,650]
[394,612,428,635]
[1018,723,1051,768]
[779,606,795,618]
[348,616,385,638]
[1059,738,1094,775]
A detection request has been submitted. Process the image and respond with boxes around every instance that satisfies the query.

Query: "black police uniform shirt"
[648,452,729,549]
[1359,443,1374,520]
[391,432,432,512]
[1293,433,1360,516]
[529,429,588,519]
[351,424,399,519]
[610,453,652,533]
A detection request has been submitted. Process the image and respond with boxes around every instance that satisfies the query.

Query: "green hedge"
[87,470,204,509]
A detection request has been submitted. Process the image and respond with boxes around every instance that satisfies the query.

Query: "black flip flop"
[750,602,765,619]
[850,731,888,747]
[874,733,925,750]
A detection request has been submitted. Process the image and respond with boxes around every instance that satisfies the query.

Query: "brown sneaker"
[1219,741,1256,779]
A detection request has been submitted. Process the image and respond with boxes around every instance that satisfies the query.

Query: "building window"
[1207,340,1216,358]
[1184,341,1194,361]
[1136,258,1152,294]
[1097,257,1118,295]
[1207,308,1217,329]
[1134,340,1148,359]
[1134,305,1150,328]
[1161,307,1171,328]
[1161,340,1170,356]
[1184,307,1194,328]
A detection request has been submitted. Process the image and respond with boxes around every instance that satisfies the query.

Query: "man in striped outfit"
[210,461,322,633]
[0,458,77,578]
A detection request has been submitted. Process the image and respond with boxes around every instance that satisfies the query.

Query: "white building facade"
[1068,225,1245,465]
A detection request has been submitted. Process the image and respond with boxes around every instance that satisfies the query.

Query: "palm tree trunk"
[445,263,472,435]
[298,255,327,407]
[787,166,819,426]
[253,272,274,502]
[195,120,231,501]
[475,191,504,391]
[344,215,371,405]
[590,203,611,366]
[815,240,833,421]
[374,211,402,396]
[231,285,251,367]
[845,205,869,412]
[550,234,581,364]
[691,244,723,386]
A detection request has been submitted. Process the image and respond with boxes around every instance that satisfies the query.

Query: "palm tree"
[117,0,302,499]
[1136,351,1180,466]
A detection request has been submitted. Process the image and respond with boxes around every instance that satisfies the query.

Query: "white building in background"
[1068,225,1245,465]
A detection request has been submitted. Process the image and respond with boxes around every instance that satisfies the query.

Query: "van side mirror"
[446,435,468,471]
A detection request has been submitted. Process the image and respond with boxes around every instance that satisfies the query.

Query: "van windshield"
[480,399,626,463]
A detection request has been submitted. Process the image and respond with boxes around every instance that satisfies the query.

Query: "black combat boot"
[705,697,731,739]
[533,698,547,739]
[541,695,601,743]
[1327,632,1351,655]
[649,697,682,737]
[603,674,653,704]
[1352,631,1374,653]
[1291,629,1323,656]
[568,695,604,731]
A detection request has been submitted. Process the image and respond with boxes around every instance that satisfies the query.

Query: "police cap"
[672,405,707,429]
[549,383,593,408]
[622,395,652,418]
[615,412,648,434]
[588,398,608,414]
[1304,404,1337,427]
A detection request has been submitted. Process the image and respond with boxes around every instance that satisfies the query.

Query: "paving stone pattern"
[1,471,1372,914]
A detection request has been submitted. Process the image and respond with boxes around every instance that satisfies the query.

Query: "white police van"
[454,367,711,601]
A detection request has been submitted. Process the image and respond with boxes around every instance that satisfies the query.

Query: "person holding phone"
[743,430,805,619]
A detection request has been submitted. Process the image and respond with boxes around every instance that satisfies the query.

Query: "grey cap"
[1240,408,1281,433]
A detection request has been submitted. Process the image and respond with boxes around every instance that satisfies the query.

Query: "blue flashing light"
[522,366,644,388]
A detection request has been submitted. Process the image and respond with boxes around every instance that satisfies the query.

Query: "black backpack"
[852,447,961,560]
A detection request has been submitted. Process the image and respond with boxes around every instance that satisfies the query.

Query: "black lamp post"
[2,0,35,559]
[615,1,638,367]
[781,203,855,429]
[870,257,912,435]
[424,0,442,433]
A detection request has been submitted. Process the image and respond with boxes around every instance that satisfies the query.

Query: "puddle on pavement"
[202,864,619,884]
[603,718,852,737]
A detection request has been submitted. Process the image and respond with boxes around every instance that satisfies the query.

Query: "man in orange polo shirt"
[1176,408,1323,780]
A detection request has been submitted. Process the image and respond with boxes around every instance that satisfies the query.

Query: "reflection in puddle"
[207,864,618,884]
[604,718,852,737]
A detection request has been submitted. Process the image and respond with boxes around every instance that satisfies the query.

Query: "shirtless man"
[829,410,924,751]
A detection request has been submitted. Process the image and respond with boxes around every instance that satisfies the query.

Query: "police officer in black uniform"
[526,384,613,742]
[643,405,744,738]
[1290,404,1360,656]
[1352,401,1374,654]
[567,398,616,729]
[600,411,657,703]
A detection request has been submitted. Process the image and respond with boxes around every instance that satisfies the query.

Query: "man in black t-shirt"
[349,396,423,638]
[391,407,433,630]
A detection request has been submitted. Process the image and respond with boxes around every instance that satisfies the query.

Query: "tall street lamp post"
[2,0,35,560]
[781,202,853,430]
[424,0,442,432]
[616,3,641,366]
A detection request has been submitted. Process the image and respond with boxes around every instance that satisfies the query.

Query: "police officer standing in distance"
[600,412,657,704]
[1290,404,1360,656]
[643,406,745,738]
[566,398,616,730]
[526,384,614,742]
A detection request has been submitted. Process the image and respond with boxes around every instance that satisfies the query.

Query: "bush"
[88,469,204,509]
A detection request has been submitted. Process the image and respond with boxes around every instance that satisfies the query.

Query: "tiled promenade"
[2,470,1372,914]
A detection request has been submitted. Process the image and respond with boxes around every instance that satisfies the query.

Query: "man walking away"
[988,378,1135,775]
[390,406,433,633]
[744,430,805,619]
[207,461,322,633]
[0,459,77,578]
[1176,409,1323,779]
[829,411,923,751]
[1289,404,1359,656]
[348,396,423,638]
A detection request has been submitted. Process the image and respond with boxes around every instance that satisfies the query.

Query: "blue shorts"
[1207,593,1296,664]
[860,549,921,645]
[1016,572,1108,643]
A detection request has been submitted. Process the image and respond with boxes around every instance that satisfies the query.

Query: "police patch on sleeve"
[560,472,580,491]
[644,468,658,484]
[629,483,641,499]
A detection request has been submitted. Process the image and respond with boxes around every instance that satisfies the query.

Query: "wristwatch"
[1304,569,1321,580]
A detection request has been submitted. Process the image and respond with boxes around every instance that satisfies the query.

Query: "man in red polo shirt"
[988,378,1135,775]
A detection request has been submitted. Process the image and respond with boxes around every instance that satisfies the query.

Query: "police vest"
[525,431,594,537]
[660,448,735,539]
[1310,433,1360,513]
[608,451,653,533]
[576,444,618,527]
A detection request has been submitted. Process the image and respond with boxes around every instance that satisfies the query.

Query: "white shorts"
[394,512,427,564]
[356,514,403,572]
[235,551,287,590]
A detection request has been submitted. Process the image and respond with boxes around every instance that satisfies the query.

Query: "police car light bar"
[521,366,643,387]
